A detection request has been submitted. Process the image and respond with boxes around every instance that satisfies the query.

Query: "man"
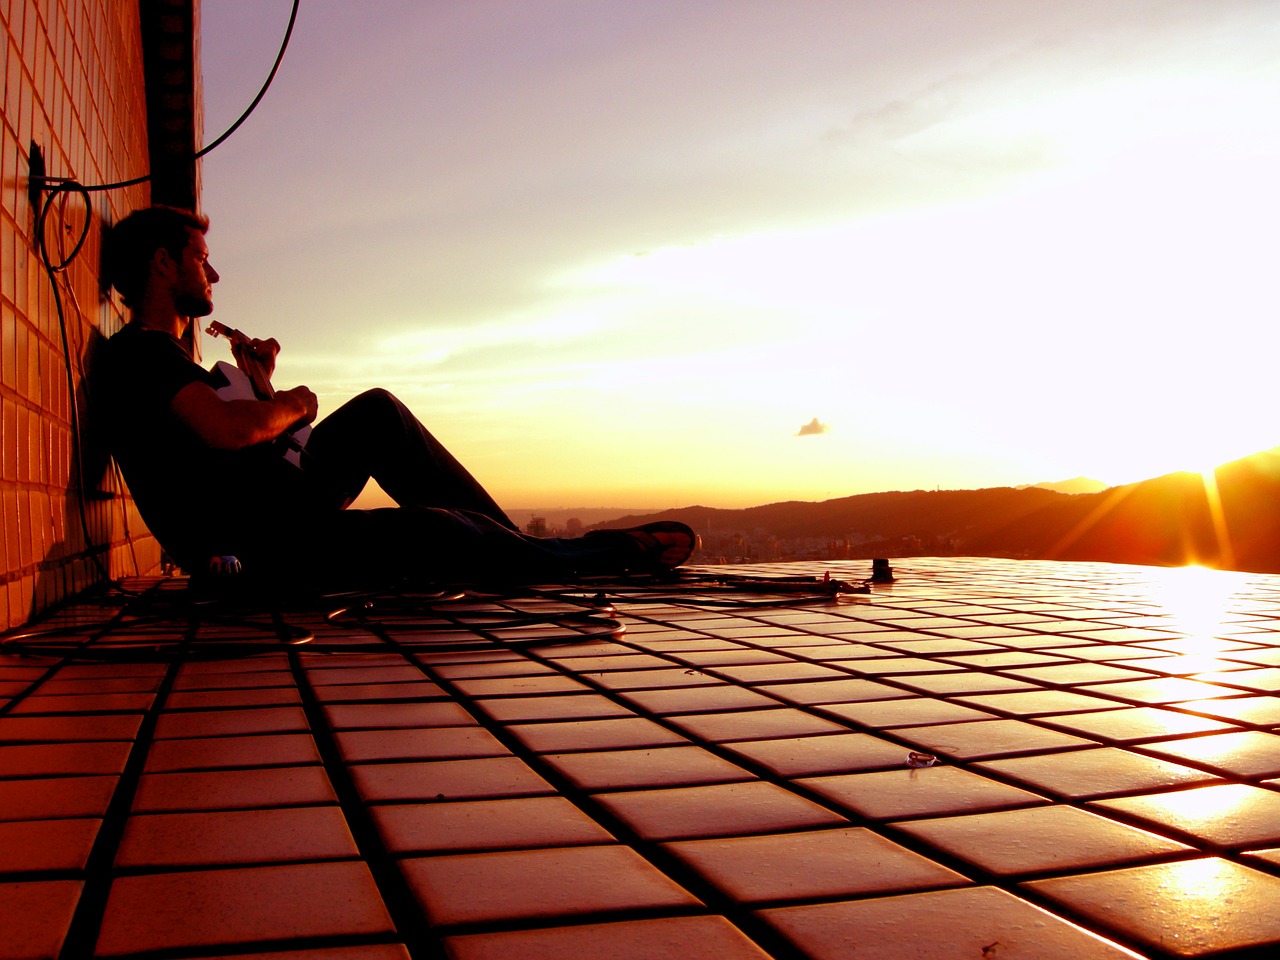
[98,206,696,589]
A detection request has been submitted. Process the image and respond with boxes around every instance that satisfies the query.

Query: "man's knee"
[354,387,397,407]
[347,387,412,419]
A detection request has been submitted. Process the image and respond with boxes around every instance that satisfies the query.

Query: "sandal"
[588,520,700,571]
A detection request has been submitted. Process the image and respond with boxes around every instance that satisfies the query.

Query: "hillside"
[598,448,1280,574]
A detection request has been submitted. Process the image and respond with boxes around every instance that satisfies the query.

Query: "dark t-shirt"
[99,324,295,570]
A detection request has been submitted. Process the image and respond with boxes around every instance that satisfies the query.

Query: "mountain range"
[598,447,1280,574]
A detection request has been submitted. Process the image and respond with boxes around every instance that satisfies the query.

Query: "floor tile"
[322,700,475,729]
[819,697,995,728]
[115,806,359,867]
[507,717,689,753]
[891,718,1098,760]
[310,681,446,702]
[9,692,156,714]
[131,767,339,812]
[1195,666,1280,692]
[976,747,1218,799]
[670,648,793,667]
[1002,663,1152,685]
[304,665,425,685]
[892,672,1038,695]
[956,689,1124,716]
[0,742,132,777]
[0,880,83,960]
[1092,783,1280,848]
[940,651,1073,669]
[0,818,101,872]
[617,684,779,714]
[171,668,293,691]
[164,687,300,709]
[709,662,854,684]
[473,694,635,722]
[93,862,394,956]
[1173,695,1280,725]
[399,845,700,927]
[754,677,908,705]
[199,948,411,960]
[143,733,322,773]
[1034,707,1238,744]
[543,745,756,791]
[1137,729,1280,778]
[1026,858,1280,957]
[335,726,511,762]
[451,675,592,697]
[1077,677,1244,704]
[350,756,556,802]
[665,707,848,743]
[153,707,310,740]
[0,775,118,821]
[759,886,1143,960]
[872,637,1001,654]
[594,780,847,840]
[665,826,968,903]
[372,796,615,853]
[835,656,963,675]
[722,731,909,777]
[894,804,1190,877]
[444,915,773,960]
[798,766,1047,820]
[0,714,143,742]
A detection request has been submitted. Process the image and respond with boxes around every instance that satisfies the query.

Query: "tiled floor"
[4,557,1280,958]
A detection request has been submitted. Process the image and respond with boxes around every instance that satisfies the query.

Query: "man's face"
[172,228,219,317]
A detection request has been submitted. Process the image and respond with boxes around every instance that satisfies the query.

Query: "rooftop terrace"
[5,556,1280,960]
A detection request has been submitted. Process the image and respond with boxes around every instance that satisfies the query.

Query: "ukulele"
[205,320,311,467]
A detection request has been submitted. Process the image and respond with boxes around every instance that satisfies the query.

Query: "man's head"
[104,206,217,315]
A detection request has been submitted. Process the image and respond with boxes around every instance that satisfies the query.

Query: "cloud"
[796,417,829,437]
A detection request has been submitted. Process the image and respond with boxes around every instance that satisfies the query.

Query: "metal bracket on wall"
[27,141,46,213]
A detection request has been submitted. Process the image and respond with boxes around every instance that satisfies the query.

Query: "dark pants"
[239,390,636,587]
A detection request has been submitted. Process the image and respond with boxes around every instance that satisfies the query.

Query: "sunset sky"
[196,0,1280,510]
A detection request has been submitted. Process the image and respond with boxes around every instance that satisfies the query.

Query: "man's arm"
[170,380,318,450]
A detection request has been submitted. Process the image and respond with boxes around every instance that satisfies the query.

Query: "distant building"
[565,517,583,535]
[526,516,548,537]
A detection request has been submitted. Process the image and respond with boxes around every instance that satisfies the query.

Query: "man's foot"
[588,521,700,571]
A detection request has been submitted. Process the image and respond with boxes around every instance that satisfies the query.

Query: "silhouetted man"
[99,206,695,589]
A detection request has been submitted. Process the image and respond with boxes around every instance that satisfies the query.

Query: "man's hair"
[103,206,209,309]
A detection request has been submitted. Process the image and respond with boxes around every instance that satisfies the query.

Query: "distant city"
[522,447,1280,575]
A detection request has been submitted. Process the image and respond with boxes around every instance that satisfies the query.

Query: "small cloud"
[796,417,829,437]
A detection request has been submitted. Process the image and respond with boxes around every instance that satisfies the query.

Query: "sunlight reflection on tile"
[1144,566,1249,656]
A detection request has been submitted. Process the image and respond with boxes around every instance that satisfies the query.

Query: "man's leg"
[301,389,517,529]
[275,507,653,587]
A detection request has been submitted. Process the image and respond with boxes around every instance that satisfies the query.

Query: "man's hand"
[230,337,281,381]
[276,385,319,426]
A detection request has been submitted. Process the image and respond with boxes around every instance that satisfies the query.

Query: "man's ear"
[152,245,178,278]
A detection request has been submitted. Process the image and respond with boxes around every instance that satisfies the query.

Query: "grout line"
[54,627,185,958]
[286,634,447,960]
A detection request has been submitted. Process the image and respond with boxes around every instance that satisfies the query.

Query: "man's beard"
[175,291,214,317]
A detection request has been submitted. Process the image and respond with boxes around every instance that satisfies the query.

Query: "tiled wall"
[2,0,157,631]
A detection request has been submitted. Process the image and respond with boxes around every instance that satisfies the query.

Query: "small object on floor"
[906,751,938,768]
[208,555,243,576]
[871,557,895,583]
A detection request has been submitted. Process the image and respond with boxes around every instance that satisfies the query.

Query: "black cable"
[78,0,301,194]
[35,182,117,587]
